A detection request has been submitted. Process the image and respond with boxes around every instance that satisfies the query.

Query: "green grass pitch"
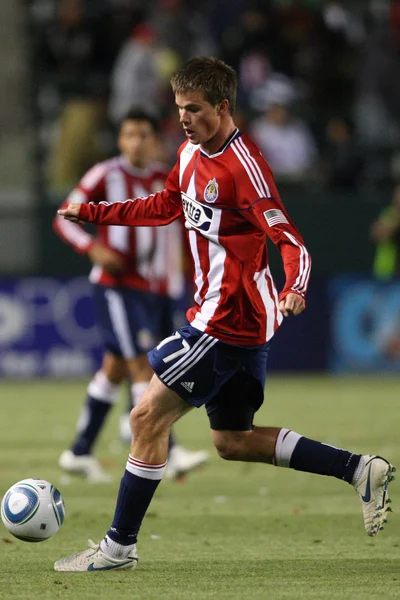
[0,376,399,599]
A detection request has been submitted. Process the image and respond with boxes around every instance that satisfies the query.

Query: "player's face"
[175,90,223,151]
[118,120,156,168]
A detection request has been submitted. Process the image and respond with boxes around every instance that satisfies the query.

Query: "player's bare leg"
[129,376,193,462]
[211,427,395,536]
[59,352,126,482]
[55,376,192,572]
[118,354,153,444]
[120,357,209,479]
[211,427,280,463]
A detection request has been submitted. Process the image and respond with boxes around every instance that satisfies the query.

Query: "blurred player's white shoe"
[165,445,209,480]
[118,413,132,445]
[353,454,395,536]
[54,539,138,572]
[59,450,113,483]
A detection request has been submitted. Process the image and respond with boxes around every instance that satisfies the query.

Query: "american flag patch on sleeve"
[263,209,289,227]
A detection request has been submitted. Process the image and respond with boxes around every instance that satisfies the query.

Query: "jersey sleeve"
[248,197,311,300]
[78,161,183,226]
[53,163,107,254]
[231,143,311,300]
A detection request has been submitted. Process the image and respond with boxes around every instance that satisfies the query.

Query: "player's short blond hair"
[170,56,237,115]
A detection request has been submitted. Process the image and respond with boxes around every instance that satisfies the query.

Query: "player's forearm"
[78,192,182,227]
[278,238,311,301]
[53,213,94,254]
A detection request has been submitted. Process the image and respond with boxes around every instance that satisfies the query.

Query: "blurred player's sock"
[103,455,167,553]
[71,371,120,456]
[169,430,177,450]
[131,381,149,407]
[274,428,362,483]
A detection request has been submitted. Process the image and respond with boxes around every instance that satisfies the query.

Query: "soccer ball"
[1,478,65,542]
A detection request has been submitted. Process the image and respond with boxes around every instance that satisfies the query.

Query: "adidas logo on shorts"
[181,381,195,393]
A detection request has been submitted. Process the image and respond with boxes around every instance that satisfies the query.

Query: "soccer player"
[53,108,209,483]
[371,182,400,280]
[54,57,395,571]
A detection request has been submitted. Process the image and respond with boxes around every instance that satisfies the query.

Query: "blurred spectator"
[354,3,400,150]
[322,116,364,189]
[37,0,118,194]
[221,3,285,74]
[249,75,318,182]
[220,3,283,109]
[108,22,166,124]
[322,1,365,45]
[371,183,400,280]
[149,0,216,62]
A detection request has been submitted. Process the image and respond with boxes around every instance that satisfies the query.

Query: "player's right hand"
[57,203,85,224]
[279,292,305,317]
[88,242,126,275]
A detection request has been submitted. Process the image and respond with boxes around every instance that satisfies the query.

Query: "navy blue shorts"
[92,284,175,359]
[148,325,270,423]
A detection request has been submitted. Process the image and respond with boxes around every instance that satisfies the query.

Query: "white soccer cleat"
[164,445,209,480]
[54,539,138,572]
[354,454,395,537]
[59,450,113,483]
[118,413,132,445]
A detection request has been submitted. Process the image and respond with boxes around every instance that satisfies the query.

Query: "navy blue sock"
[168,430,176,451]
[107,459,166,545]
[290,437,361,483]
[71,396,112,456]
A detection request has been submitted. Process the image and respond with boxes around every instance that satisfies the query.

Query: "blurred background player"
[369,181,400,359]
[53,108,209,482]
[371,182,400,280]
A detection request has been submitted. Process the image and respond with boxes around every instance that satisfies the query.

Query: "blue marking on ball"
[52,487,65,526]
[3,486,39,524]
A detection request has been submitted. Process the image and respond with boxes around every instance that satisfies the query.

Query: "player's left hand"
[279,293,305,317]
[57,203,85,224]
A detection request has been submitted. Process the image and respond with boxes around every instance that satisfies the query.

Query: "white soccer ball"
[1,478,65,542]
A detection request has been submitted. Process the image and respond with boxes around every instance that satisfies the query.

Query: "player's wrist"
[278,289,305,302]
[78,203,91,222]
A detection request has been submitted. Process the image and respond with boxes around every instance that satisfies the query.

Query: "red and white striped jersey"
[79,131,311,345]
[54,156,185,298]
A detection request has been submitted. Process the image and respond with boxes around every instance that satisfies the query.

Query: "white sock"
[351,456,365,485]
[131,381,150,407]
[126,455,168,479]
[274,428,302,467]
[88,371,120,403]
[76,371,120,433]
[100,534,135,559]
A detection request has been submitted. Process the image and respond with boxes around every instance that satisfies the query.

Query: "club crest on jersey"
[181,193,213,232]
[204,178,219,203]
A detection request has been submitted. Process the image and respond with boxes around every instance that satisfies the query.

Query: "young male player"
[55,57,395,571]
[53,108,209,482]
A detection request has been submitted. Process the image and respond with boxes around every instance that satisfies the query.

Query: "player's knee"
[213,437,242,461]
[129,402,165,439]
[129,403,151,432]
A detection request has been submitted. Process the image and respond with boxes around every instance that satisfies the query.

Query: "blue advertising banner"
[0,278,102,378]
[329,276,400,373]
[268,277,329,371]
